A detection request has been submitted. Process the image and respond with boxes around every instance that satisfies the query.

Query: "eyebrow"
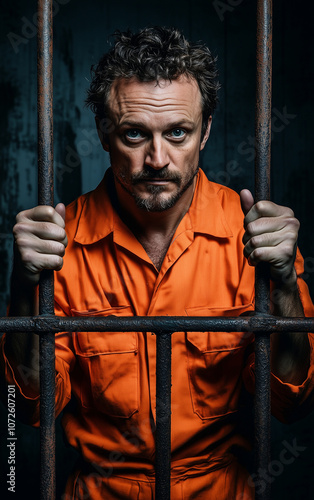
[118,120,196,130]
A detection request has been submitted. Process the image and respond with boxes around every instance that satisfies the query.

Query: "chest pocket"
[185,303,254,420]
[71,306,139,418]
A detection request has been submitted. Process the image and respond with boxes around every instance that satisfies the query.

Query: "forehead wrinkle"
[117,108,198,129]
[111,103,200,130]
[114,96,195,113]
[109,78,202,125]
[117,92,194,103]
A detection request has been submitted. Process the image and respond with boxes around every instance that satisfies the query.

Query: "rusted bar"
[254,0,272,498]
[37,0,55,498]
[155,332,172,500]
[1,315,313,333]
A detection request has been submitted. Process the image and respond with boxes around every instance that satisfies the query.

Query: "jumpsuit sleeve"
[0,300,75,427]
[242,248,314,423]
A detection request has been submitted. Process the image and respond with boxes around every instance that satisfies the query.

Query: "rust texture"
[155,332,172,500]
[255,0,273,498]
[37,0,55,499]
[2,315,314,333]
[21,0,311,498]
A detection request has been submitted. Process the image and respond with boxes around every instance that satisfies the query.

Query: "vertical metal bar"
[155,332,172,500]
[254,0,272,499]
[38,0,55,499]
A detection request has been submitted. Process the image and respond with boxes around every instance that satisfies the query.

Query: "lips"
[144,179,171,182]
[132,172,181,186]
[133,178,172,185]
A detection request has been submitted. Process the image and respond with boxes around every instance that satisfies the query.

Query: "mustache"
[131,167,181,184]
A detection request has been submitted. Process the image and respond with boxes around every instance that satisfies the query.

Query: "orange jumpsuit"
[2,169,314,499]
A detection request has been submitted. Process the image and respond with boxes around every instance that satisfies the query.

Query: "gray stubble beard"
[115,165,199,213]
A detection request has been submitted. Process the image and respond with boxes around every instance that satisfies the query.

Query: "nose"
[144,137,169,170]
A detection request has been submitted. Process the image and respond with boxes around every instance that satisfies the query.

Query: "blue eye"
[126,129,142,139]
[170,128,185,138]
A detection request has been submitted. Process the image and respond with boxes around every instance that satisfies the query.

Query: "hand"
[12,203,68,287]
[240,189,299,286]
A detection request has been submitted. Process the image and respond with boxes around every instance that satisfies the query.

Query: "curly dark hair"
[86,26,220,139]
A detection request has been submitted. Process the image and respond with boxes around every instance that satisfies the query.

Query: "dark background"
[0,0,314,498]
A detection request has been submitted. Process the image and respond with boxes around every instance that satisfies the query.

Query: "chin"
[134,192,181,212]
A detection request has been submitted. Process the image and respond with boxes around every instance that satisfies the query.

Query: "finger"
[17,205,66,228]
[18,236,66,257]
[13,220,67,245]
[243,231,285,260]
[242,217,298,245]
[245,242,296,268]
[20,250,64,274]
[244,200,294,226]
[55,203,66,223]
[240,189,254,216]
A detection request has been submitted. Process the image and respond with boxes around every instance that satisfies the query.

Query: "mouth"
[143,179,171,184]
[133,178,173,186]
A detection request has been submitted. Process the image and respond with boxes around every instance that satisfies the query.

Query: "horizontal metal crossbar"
[1,315,314,333]
[8,0,306,498]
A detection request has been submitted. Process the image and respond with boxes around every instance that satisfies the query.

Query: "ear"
[200,116,212,151]
[95,116,110,152]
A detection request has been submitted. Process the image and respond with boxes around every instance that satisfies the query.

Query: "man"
[1,27,314,499]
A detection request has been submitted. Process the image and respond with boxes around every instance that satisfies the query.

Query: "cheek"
[111,145,144,169]
[113,152,149,184]
[174,145,200,171]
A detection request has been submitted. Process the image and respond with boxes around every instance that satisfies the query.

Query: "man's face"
[99,75,211,212]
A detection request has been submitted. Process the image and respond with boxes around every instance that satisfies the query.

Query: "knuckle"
[280,207,294,218]
[283,244,294,258]
[60,228,67,241]
[16,208,34,222]
[250,236,259,248]
[14,222,31,236]
[17,207,36,222]
[252,247,262,260]
[255,200,267,213]
[12,223,22,237]
[286,230,298,243]
[44,206,55,218]
[56,242,66,256]
[55,256,64,270]
[15,211,25,223]
[245,222,254,236]
[291,217,300,230]
[15,236,28,249]
[284,216,298,227]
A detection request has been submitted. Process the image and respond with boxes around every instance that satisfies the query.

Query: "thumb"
[55,202,66,222]
[240,189,254,216]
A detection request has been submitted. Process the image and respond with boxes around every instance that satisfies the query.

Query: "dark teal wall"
[1,1,314,499]
[1,0,314,311]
